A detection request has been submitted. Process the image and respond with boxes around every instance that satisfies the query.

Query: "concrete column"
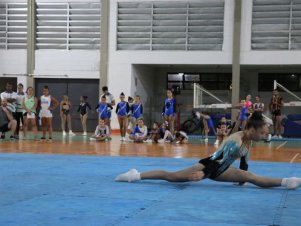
[231,0,242,122]
[99,0,109,90]
[26,0,35,88]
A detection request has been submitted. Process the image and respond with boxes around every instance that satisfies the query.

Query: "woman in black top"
[77,96,91,136]
[60,95,75,136]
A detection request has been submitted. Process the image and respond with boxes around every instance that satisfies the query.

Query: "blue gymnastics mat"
[0,153,300,226]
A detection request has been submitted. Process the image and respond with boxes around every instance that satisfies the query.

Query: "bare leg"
[30,118,38,139]
[272,115,277,135]
[163,130,173,141]
[23,116,28,137]
[203,119,209,138]
[42,118,47,137]
[276,116,281,135]
[61,114,66,132]
[82,114,88,133]
[140,164,205,182]
[169,115,175,134]
[118,116,123,137]
[241,120,247,131]
[67,114,73,132]
[214,167,282,188]
[122,117,128,137]
[48,118,53,138]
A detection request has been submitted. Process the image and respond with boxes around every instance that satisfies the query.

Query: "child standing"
[162,89,176,134]
[77,96,92,136]
[15,83,25,138]
[60,95,75,136]
[130,95,143,131]
[116,92,130,141]
[232,100,248,134]
[196,111,216,143]
[40,86,59,141]
[97,95,113,129]
[22,87,38,140]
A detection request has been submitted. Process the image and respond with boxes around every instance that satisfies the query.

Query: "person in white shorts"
[40,86,59,141]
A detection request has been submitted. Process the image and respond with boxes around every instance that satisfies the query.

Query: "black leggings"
[14,112,24,135]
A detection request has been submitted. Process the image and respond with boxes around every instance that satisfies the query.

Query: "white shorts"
[40,109,53,118]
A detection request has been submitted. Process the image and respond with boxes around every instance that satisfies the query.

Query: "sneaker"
[90,137,96,141]
[278,135,283,139]
[83,132,87,136]
[214,139,219,145]
[69,131,75,136]
[48,137,53,142]
[10,135,18,140]
[115,169,140,182]
[272,135,278,138]
[204,138,208,143]
[158,139,165,144]
[40,137,46,141]
[120,137,124,141]
[1,134,5,139]
[62,131,67,136]
[267,134,272,142]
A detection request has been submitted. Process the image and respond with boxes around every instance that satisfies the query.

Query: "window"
[252,1,301,50]
[258,73,301,92]
[0,2,27,49]
[36,2,100,50]
[117,1,224,51]
[167,73,231,90]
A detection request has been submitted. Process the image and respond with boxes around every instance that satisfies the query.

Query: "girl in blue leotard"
[130,95,143,132]
[97,95,113,131]
[116,92,130,142]
[196,111,216,143]
[232,100,248,133]
[162,89,176,134]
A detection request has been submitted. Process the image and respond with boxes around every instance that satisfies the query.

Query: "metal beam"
[26,0,35,88]
[99,0,109,91]
[231,0,242,122]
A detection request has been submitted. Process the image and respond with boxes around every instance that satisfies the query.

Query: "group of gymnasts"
[199,89,284,146]
[0,80,285,145]
[92,88,188,144]
[0,83,186,144]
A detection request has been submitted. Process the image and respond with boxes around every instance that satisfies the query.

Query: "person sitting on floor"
[145,122,160,143]
[90,118,111,141]
[129,118,148,143]
[174,131,188,144]
[215,122,229,146]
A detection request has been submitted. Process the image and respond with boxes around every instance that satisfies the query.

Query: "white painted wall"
[0,50,27,87]
[240,0,301,65]
[34,51,100,79]
[131,65,155,126]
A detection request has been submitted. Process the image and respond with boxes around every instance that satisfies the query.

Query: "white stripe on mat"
[290,153,300,163]
[276,141,288,150]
